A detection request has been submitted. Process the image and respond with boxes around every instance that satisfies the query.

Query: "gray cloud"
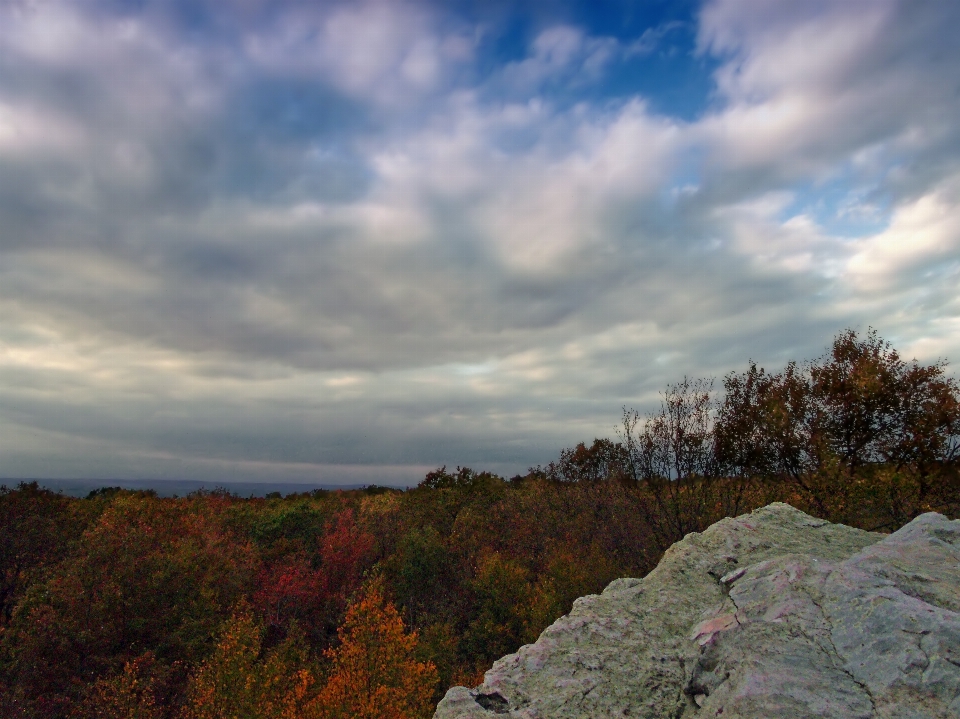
[1,0,959,484]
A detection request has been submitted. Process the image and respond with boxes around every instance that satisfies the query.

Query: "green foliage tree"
[389,525,459,627]
[245,501,332,557]
[460,552,532,670]
[417,466,504,492]
[531,438,632,484]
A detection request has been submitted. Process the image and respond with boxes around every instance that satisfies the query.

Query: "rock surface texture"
[434,502,960,718]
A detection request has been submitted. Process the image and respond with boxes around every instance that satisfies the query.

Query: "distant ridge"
[0,478,396,498]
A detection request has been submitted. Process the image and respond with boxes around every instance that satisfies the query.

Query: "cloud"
[696,0,960,193]
[242,0,475,108]
[1,0,959,482]
[625,21,686,57]
[846,176,960,292]
[500,26,617,90]
[688,0,960,355]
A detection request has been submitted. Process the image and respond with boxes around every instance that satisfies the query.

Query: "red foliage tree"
[318,508,375,601]
[253,553,324,633]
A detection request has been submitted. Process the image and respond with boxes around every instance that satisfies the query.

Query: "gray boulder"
[434,502,960,718]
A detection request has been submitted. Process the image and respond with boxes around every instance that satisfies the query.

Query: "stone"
[434,502,960,718]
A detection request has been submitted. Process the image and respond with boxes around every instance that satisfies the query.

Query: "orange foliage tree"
[307,580,438,719]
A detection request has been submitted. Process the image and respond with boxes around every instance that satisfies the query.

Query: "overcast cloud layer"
[2,0,959,486]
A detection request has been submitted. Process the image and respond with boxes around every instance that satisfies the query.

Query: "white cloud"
[625,21,685,57]
[0,101,83,156]
[500,25,621,92]
[243,1,473,108]
[341,93,682,272]
[846,179,960,292]
[696,0,960,189]
[713,192,839,276]
[700,0,892,100]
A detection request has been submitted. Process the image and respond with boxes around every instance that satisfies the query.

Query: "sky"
[1,0,959,487]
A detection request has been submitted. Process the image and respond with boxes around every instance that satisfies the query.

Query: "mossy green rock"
[435,503,960,718]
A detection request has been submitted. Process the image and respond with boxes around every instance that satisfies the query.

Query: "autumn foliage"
[0,329,957,719]
[181,583,436,719]
[308,581,437,719]
[76,654,164,719]
[184,607,312,719]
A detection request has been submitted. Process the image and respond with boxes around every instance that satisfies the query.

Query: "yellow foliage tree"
[306,580,439,719]
[183,606,313,719]
[75,654,163,719]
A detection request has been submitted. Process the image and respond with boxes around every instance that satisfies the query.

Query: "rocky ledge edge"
[434,502,960,719]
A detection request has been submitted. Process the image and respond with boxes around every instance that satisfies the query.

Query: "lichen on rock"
[434,502,960,718]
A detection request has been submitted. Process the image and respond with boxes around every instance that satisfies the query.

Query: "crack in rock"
[800,579,878,716]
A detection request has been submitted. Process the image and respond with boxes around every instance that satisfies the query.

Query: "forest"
[1,329,958,719]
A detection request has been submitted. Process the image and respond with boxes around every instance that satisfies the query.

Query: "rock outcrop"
[434,503,960,718]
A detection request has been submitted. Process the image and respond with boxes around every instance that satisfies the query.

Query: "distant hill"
[0,477,383,497]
